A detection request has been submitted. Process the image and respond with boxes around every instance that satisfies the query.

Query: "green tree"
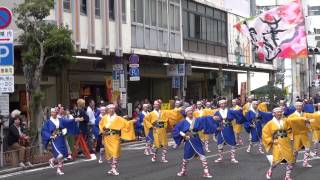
[14,0,74,141]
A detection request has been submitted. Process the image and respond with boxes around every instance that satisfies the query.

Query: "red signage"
[0,7,12,29]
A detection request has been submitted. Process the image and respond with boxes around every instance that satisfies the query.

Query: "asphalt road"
[1,134,320,180]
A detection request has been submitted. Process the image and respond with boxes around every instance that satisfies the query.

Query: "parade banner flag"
[234,0,307,62]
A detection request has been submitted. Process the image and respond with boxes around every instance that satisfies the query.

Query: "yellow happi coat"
[258,102,268,112]
[193,108,215,141]
[167,108,184,128]
[243,102,251,116]
[99,114,136,160]
[144,110,171,148]
[287,112,311,151]
[231,105,243,134]
[262,117,295,164]
[304,112,320,142]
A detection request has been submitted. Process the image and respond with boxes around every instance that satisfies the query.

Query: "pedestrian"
[303,103,320,156]
[173,107,213,178]
[263,107,295,180]
[7,115,32,168]
[86,99,96,153]
[99,104,136,175]
[41,108,79,175]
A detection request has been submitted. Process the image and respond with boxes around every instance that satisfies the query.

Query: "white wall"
[224,0,251,17]
[237,72,270,93]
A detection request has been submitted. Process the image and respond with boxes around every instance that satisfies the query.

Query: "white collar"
[105,114,116,128]
[142,111,148,116]
[272,117,284,129]
[295,111,303,116]
[219,108,228,119]
[153,109,161,116]
[186,117,193,124]
[50,117,60,128]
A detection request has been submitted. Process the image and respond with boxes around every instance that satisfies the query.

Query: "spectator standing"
[86,99,96,153]
[7,115,32,168]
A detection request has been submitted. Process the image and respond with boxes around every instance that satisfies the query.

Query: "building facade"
[4,0,278,112]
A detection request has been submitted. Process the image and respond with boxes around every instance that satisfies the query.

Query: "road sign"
[129,54,139,64]
[0,65,13,75]
[0,75,14,93]
[129,67,140,81]
[0,7,12,30]
[0,30,13,43]
[0,43,14,65]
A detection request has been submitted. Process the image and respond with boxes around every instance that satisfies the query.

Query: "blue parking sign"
[0,43,14,65]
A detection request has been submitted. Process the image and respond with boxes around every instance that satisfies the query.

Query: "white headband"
[272,107,283,113]
[252,101,259,104]
[50,108,56,113]
[185,107,193,113]
[219,100,226,104]
[143,104,149,107]
[106,104,116,109]
[295,102,303,106]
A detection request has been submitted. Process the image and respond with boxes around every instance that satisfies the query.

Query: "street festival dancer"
[138,104,153,156]
[244,100,273,154]
[144,100,178,163]
[41,108,79,175]
[193,101,212,152]
[173,106,214,178]
[262,107,295,180]
[213,99,243,163]
[231,99,244,145]
[93,106,107,163]
[99,104,136,175]
[287,100,313,168]
[303,103,320,156]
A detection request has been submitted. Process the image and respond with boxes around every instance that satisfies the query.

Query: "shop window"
[63,0,71,12]
[122,0,126,23]
[109,0,115,20]
[80,0,87,15]
[95,0,101,18]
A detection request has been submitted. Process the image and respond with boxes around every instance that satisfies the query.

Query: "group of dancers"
[41,96,320,179]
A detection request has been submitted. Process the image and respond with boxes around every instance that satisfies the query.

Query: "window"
[308,6,320,16]
[158,0,162,27]
[95,0,101,17]
[182,0,227,57]
[80,0,87,15]
[136,0,143,23]
[201,17,206,40]
[131,0,136,22]
[174,6,180,31]
[183,11,188,38]
[194,14,201,39]
[169,4,174,30]
[162,1,167,28]
[145,0,150,25]
[189,13,195,38]
[63,0,71,11]
[122,0,126,22]
[109,0,115,20]
[151,0,156,26]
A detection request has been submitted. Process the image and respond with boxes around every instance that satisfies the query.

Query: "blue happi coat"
[41,117,76,158]
[244,110,273,142]
[303,103,315,113]
[213,109,243,146]
[135,112,145,135]
[283,105,296,117]
[173,116,215,160]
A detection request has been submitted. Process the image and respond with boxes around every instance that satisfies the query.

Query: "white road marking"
[0,158,96,179]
